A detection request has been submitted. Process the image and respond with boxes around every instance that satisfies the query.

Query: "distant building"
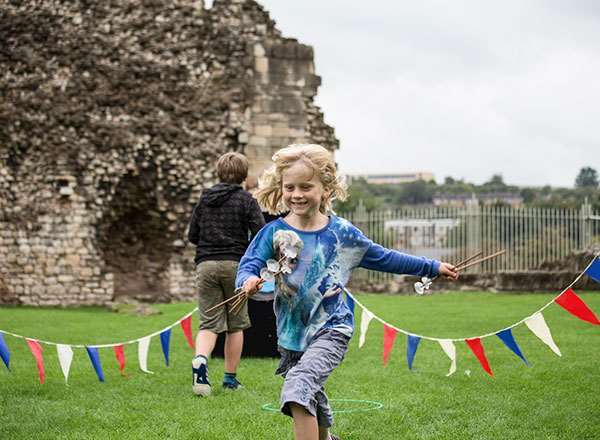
[433,192,523,208]
[347,172,435,185]
[384,218,460,259]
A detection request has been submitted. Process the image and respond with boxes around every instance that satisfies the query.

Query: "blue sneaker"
[222,375,243,390]
[192,356,211,396]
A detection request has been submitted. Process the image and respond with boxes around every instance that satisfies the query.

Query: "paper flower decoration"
[414,277,433,295]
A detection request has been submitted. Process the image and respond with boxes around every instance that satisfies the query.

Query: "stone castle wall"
[0,0,338,306]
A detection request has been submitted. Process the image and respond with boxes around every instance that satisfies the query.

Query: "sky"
[255,0,600,187]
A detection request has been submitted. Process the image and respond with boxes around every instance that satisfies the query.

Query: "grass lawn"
[1,291,599,439]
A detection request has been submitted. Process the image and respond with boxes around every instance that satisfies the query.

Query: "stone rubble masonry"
[0,0,338,306]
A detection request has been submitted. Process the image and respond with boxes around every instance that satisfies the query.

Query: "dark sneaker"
[222,376,243,390]
[329,435,341,440]
[192,356,211,396]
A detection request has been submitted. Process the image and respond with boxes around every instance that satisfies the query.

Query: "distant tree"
[444,176,455,185]
[334,179,383,212]
[485,174,506,187]
[520,187,536,204]
[399,180,435,205]
[575,167,599,188]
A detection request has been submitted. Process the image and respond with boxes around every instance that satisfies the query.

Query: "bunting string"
[345,254,599,342]
[0,308,198,348]
[0,255,598,383]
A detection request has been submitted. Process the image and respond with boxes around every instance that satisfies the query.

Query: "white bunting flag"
[359,309,374,348]
[138,336,154,374]
[438,339,457,376]
[524,312,562,356]
[56,344,74,383]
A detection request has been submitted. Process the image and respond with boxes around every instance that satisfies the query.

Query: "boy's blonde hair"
[216,152,248,184]
[255,144,348,214]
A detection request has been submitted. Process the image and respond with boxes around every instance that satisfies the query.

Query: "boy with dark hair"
[188,152,265,396]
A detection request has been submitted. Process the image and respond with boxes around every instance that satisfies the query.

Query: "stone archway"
[97,166,175,302]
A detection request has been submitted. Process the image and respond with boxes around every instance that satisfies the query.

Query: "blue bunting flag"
[496,329,529,366]
[585,259,600,283]
[0,333,10,370]
[160,329,172,367]
[407,334,421,370]
[86,347,105,382]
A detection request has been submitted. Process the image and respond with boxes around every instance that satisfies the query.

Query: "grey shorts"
[276,329,350,428]
[195,260,251,333]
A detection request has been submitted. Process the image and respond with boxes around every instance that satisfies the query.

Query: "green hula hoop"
[261,399,383,414]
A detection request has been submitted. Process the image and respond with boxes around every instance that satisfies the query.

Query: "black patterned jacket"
[187,183,265,264]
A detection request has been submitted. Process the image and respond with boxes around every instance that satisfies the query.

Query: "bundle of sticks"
[414,249,506,294]
[204,256,286,316]
[205,280,264,316]
[452,249,506,272]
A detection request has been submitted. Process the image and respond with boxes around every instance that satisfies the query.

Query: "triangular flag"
[555,288,600,325]
[465,338,493,377]
[383,324,398,367]
[0,332,10,370]
[180,316,194,350]
[114,345,126,376]
[56,344,74,383]
[160,329,171,367]
[585,259,600,283]
[438,340,457,376]
[86,347,105,382]
[496,329,529,366]
[524,312,561,356]
[26,339,45,384]
[359,309,374,348]
[406,335,421,370]
[138,336,153,374]
[346,292,355,315]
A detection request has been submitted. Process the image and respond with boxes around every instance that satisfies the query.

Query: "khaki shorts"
[195,260,251,333]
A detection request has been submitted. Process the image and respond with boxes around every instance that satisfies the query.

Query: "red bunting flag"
[466,338,493,377]
[26,339,45,384]
[554,288,600,325]
[180,316,194,349]
[383,324,398,367]
[113,345,126,376]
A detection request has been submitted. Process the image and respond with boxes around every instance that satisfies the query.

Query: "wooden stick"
[454,251,483,270]
[205,289,246,314]
[230,293,247,313]
[231,296,247,315]
[456,249,506,272]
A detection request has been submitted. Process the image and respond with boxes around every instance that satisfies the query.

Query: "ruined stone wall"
[0,0,338,306]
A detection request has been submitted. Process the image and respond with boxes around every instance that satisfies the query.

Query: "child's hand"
[439,262,459,280]
[242,276,263,296]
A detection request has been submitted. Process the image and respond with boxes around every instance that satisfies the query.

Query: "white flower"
[260,267,275,281]
[266,259,280,273]
[280,263,292,274]
[414,281,425,295]
[414,277,433,294]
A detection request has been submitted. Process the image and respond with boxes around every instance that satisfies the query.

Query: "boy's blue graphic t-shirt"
[236,215,440,352]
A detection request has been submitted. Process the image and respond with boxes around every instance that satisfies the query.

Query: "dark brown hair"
[216,152,249,184]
